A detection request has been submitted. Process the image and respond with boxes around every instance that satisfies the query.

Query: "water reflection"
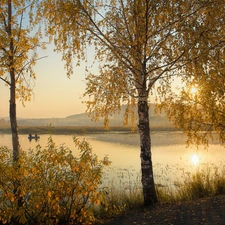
[191,153,199,166]
[0,132,225,188]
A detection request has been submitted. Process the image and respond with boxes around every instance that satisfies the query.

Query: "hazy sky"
[0,37,184,120]
[0,44,90,119]
[0,42,183,119]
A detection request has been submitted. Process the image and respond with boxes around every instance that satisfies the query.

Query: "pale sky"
[0,44,89,119]
[0,42,183,119]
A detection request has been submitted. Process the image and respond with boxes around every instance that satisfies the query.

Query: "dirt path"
[99,195,225,225]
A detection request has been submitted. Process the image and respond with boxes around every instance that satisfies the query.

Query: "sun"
[190,86,198,94]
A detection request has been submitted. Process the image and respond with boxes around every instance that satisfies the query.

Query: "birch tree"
[0,0,44,161]
[42,0,223,205]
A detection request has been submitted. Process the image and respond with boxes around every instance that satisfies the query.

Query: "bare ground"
[97,195,225,225]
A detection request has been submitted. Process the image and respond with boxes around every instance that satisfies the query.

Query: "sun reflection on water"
[191,153,199,166]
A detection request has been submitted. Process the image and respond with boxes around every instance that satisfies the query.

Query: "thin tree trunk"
[9,45,22,225]
[10,84,20,162]
[138,99,158,206]
[8,0,20,162]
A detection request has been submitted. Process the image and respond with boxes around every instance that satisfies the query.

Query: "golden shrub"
[0,136,110,225]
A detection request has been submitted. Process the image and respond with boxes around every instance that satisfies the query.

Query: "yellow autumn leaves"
[0,136,111,225]
[0,0,46,106]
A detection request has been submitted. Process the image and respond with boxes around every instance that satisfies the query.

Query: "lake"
[1,132,225,188]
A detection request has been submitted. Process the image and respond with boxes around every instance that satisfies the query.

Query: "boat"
[28,134,40,140]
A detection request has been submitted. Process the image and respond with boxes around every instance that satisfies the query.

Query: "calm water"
[1,132,225,187]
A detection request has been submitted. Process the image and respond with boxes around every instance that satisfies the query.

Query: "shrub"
[0,136,110,225]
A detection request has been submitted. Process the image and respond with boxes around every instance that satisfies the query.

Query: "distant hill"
[15,104,172,128]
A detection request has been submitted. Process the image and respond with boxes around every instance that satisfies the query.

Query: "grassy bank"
[96,165,225,222]
[0,125,177,134]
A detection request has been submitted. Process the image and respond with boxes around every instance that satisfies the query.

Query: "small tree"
[41,0,224,205]
[0,0,45,161]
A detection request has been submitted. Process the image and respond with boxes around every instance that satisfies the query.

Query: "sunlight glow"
[190,86,198,94]
[191,153,199,166]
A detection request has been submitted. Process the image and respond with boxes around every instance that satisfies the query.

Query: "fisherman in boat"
[28,133,40,141]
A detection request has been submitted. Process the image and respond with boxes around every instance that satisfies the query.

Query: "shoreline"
[0,125,178,135]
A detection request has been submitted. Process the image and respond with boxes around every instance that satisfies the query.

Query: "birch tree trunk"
[138,98,158,205]
[8,0,20,162]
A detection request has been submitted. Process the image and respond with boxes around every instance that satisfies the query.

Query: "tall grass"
[154,164,225,203]
[173,165,225,200]
[96,164,225,220]
[94,169,143,219]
